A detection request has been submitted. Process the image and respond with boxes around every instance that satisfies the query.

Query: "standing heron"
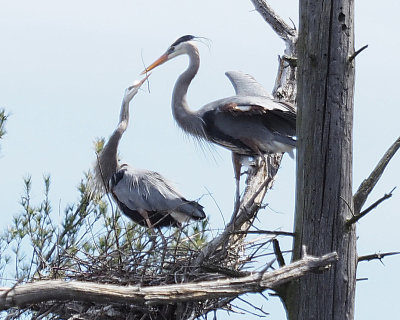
[142,35,296,202]
[94,75,206,229]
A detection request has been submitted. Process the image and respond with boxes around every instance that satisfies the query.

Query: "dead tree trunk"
[286,1,356,319]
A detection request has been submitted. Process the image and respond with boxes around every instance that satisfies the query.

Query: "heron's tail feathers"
[177,199,206,220]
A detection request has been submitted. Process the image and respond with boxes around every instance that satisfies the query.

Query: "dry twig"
[273,239,285,267]
[349,44,368,62]
[358,251,400,263]
[348,187,396,225]
[353,137,400,214]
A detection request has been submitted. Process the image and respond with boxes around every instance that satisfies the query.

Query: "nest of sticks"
[30,221,277,319]
[4,158,284,320]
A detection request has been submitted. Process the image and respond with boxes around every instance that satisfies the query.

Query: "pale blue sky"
[0,1,399,319]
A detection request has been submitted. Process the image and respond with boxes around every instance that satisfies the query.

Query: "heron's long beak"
[141,54,168,75]
[139,72,151,85]
[130,73,151,89]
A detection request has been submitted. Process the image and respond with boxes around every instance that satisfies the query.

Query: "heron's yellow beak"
[141,54,168,75]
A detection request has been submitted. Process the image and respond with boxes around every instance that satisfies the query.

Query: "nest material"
[3,155,283,320]
[26,220,275,320]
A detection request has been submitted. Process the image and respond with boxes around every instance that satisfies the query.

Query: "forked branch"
[194,158,276,266]
[347,187,396,225]
[353,137,400,214]
[250,0,297,43]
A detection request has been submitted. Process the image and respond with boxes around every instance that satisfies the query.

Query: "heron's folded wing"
[112,167,204,219]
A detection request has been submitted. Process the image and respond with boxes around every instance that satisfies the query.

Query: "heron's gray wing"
[212,100,296,133]
[112,166,204,219]
[225,71,272,98]
[200,95,294,115]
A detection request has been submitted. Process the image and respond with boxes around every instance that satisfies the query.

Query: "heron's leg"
[138,209,156,234]
[240,139,266,175]
[232,152,242,215]
[138,209,158,252]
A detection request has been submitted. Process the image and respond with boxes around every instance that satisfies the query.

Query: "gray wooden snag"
[287,0,357,319]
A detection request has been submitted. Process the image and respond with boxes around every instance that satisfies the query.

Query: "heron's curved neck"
[172,44,205,137]
[97,100,129,187]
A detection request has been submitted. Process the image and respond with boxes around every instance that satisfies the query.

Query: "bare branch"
[273,239,285,267]
[194,156,280,266]
[0,252,337,311]
[347,187,396,225]
[250,0,297,43]
[349,45,368,62]
[236,296,270,317]
[0,278,23,300]
[353,137,400,214]
[282,55,297,67]
[201,264,249,278]
[358,251,400,263]
[230,230,294,237]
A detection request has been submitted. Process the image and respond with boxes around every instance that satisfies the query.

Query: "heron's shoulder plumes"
[115,166,180,199]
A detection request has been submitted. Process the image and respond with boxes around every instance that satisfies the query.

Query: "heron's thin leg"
[232,153,242,215]
[138,209,157,250]
[138,209,155,234]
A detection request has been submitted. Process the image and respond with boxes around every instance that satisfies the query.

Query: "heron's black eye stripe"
[171,35,195,47]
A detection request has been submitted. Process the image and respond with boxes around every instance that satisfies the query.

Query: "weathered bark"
[287,1,356,320]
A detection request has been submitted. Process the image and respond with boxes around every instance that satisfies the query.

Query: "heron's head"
[141,35,198,74]
[123,73,150,103]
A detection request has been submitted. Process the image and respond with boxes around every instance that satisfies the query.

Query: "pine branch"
[0,108,8,150]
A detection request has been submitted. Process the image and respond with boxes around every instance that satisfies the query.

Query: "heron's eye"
[167,46,175,54]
